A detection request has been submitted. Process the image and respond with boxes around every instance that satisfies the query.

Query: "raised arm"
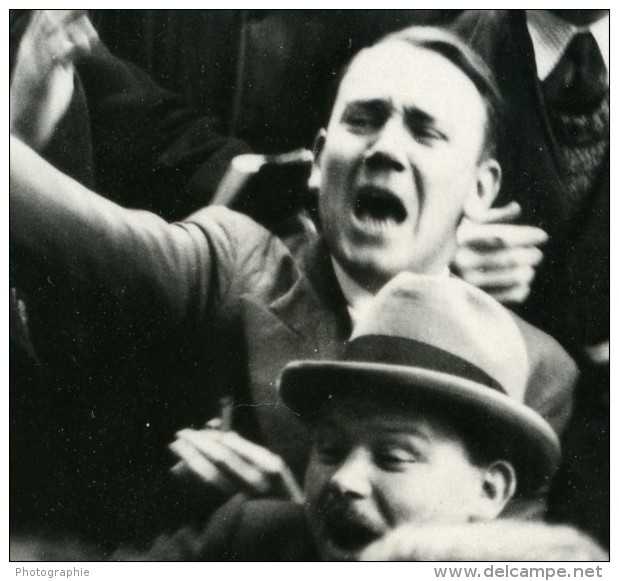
[10,10,98,151]
[12,10,251,218]
[10,135,216,362]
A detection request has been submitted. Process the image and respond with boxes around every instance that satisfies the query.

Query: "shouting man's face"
[304,398,510,561]
[314,40,500,292]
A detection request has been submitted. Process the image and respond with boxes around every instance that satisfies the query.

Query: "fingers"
[454,251,538,304]
[458,221,548,251]
[456,245,544,273]
[220,431,285,475]
[487,285,532,304]
[169,439,236,494]
[38,10,91,40]
[221,431,304,502]
[454,219,547,305]
[39,10,89,33]
[464,263,536,289]
[63,15,99,62]
[169,428,303,501]
[175,429,273,495]
[481,201,522,224]
[31,10,99,67]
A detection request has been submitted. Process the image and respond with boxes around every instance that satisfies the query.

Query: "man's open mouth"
[354,186,407,224]
[322,509,382,552]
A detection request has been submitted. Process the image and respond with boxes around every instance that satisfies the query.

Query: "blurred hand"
[454,202,548,304]
[169,420,304,503]
[10,10,99,149]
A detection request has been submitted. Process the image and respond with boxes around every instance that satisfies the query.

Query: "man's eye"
[314,432,347,464]
[375,449,418,470]
[413,126,446,144]
[316,442,346,464]
[343,112,379,133]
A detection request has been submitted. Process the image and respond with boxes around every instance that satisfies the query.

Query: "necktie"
[543,31,607,114]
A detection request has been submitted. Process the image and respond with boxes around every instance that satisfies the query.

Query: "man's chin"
[318,537,370,562]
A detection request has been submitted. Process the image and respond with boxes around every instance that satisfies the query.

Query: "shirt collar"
[331,258,375,330]
[526,10,609,81]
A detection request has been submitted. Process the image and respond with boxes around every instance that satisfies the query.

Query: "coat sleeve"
[76,43,251,219]
[9,136,268,370]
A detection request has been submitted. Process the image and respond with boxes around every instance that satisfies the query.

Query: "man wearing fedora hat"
[139,275,603,561]
[10,24,576,545]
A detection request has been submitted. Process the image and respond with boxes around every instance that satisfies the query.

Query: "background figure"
[88,10,460,153]
[452,9,609,546]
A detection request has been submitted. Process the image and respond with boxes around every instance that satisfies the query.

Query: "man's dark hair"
[323,26,505,160]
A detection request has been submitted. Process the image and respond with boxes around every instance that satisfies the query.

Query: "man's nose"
[329,448,373,499]
[363,119,409,172]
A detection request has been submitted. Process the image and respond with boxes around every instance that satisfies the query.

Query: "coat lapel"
[241,235,350,475]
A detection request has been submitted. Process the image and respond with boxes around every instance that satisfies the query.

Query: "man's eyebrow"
[378,425,432,442]
[342,98,392,114]
[404,107,438,126]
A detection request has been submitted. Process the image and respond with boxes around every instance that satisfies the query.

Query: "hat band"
[345,335,505,394]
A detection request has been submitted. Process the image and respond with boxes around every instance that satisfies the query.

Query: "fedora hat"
[279,273,561,495]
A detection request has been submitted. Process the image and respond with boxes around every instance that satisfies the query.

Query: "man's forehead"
[316,395,458,440]
[333,41,485,118]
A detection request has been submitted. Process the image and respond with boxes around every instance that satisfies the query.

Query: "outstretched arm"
[10,10,99,151]
[10,135,215,361]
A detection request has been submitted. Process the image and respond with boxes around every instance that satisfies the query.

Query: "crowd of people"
[9,9,609,561]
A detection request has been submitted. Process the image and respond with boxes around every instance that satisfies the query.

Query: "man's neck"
[331,257,451,330]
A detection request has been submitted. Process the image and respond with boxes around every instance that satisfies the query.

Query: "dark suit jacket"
[139,495,315,561]
[10,150,576,544]
[452,10,609,357]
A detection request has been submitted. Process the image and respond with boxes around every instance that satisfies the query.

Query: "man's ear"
[308,129,327,191]
[463,158,502,221]
[473,460,517,520]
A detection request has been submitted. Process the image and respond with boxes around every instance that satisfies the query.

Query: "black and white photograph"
[8,7,610,567]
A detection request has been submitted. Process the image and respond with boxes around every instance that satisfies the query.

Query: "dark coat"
[452,10,609,357]
[139,495,315,561]
[136,495,608,562]
[10,149,576,545]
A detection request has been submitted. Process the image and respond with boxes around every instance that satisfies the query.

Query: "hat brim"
[279,360,561,495]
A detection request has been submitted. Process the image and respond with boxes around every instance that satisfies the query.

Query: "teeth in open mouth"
[354,188,407,224]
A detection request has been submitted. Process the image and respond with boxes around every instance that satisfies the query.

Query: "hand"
[453,202,548,304]
[10,10,99,150]
[169,421,304,503]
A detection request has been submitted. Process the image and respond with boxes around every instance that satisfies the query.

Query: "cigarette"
[219,395,233,432]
